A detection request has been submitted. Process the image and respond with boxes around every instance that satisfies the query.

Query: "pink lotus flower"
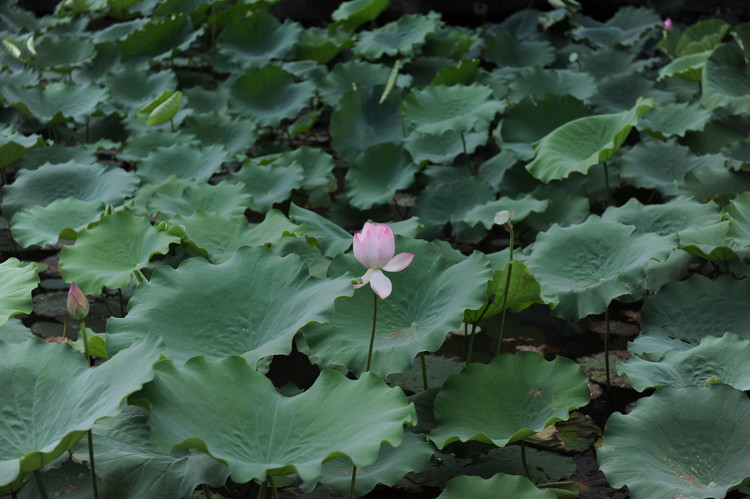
[353,222,414,299]
[67,282,89,320]
[664,18,673,30]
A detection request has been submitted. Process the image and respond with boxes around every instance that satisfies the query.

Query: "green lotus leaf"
[439,473,556,499]
[300,431,433,496]
[141,358,416,483]
[0,335,162,486]
[104,65,177,109]
[288,203,352,257]
[34,34,95,70]
[386,354,464,393]
[598,384,750,499]
[354,13,441,59]
[172,211,255,262]
[524,216,677,319]
[146,179,250,218]
[181,112,255,156]
[678,221,739,261]
[346,143,418,210]
[0,81,109,124]
[657,50,712,82]
[484,27,554,67]
[526,96,656,183]
[725,191,750,246]
[403,83,505,136]
[0,258,39,328]
[215,10,300,69]
[136,143,228,183]
[301,239,491,377]
[702,43,750,115]
[429,352,590,448]
[621,333,750,392]
[405,129,486,165]
[507,67,597,104]
[106,246,353,367]
[630,274,750,359]
[10,197,105,248]
[676,18,730,56]
[229,160,304,213]
[118,13,199,61]
[571,6,660,48]
[1,160,139,221]
[0,127,46,169]
[228,65,315,127]
[253,146,335,191]
[331,0,388,30]
[14,145,96,171]
[244,209,304,246]
[294,26,352,65]
[637,101,712,139]
[591,71,664,114]
[462,194,550,230]
[70,406,228,499]
[318,60,413,109]
[601,196,720,237]
[430,58,479,86]
[59,210,181,294]
[119,129,200,162]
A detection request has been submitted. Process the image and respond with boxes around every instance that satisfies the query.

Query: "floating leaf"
[439,473,556,499]
[10,197,104,248]
[34,34,96,70]
[354,13,441,59]
[702,43,750,114]
[678,221,738,261]
[572,6,660,48]
[141,358,416,483]
[725,191,750,247]
[0,258,39,328]
[429,352,590,448]
[104,66,177,109]
[346,143,418,210]
[431,58,480,86]
[462,195,549,230]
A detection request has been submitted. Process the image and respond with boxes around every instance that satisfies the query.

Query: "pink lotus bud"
[352,222,414,300]
[67,282,89,321]
[663,18,673,31]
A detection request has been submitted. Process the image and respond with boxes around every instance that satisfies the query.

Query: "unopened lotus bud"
[67,282,89,320]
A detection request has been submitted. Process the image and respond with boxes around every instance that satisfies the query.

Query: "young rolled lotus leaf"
[71,406,229,499]
[354,13,442,60]
[136,90,183,127]
[299,431,433,496]
[105,246,353,368]
[525,96,656,183]
[0,258,39,327]
[136,143,228,184]
[1,160,139,221]
[228,65,316,127]
[0,334,162,487]
[10,197,105,248]
[524,216,676,319]
[636,101,712,139]
[215,10,300,69]
[429,352,590,449]
[630,274,750,359]
[331,0,389,31]
[620,333,750,391]
[438,473,556,499]
[146,179,251,218]
[702,43,750,115]
[140,357,416,484]
[345,143,418,210]
[402,83,506,136]
[59,210,181,295]
[0,81,109,124]
[598,384,750,499]
[301,237,491,377]
[229,160,304,213]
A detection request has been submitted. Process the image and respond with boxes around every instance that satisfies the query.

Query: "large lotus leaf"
[146,179,251,218]
[294,26,352,65]
[216,10,300,68]
[0,335,162,486]
[301,238,491,377]
[601,196,719,237]
[526,97,656,183]
[677,18,731,56]
[15,144,96,171]
[637,101,712,139]
[136,143,228,183]
[172,211,255,262]
[571,6,660,48]
[106,246,352,367]
[354,13,441,59]
[0,127,46,168]
[0,258,38,328]
[59,210,181,295]
[228,66,315,127]
[0,81,109,124]
[678,221,739,261]
[524,216,677,319]
[346,143,418,210]
[630,274,750,359]
[119,129,200,162]
[598,384,750,499]
[288,203,352,257]
[658,50,713,82]
[141,358,416,483]
[725,191,750,247]
[118,13,199,61]
[438,473,556,499]
[300,431,433,496]
[318,60,412,109]
[621,333,750,392]
[1,160,139,221]
[484,27,554,67]
[181,113,255,156]
[702,43,750,114]
[34,34,96,70]
[70,406,228,499]
[330,85,404,161]
[104,65,177,109]
[331,0,388,30]
[10,197,105,248]
[591,72,664,115]
[403,84,505,136]
[405,128,486,165]
[462,195,549,230]
[229,160,304,213]
[259,147,335,191]
[507,67,597,104]
[617,139,709,194]
[429,352,590,448]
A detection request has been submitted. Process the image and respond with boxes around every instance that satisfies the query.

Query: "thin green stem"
[118,289,125,317]
[466,322,478,364]
[34,470,49,499]
[365,293,378,372]
[520,441,532,481]
[268,476,279,499]
[256,479,267,499]
[79,320,91,365]
[87,429,99,499]
[604,307,611,391]
[495,226,514,356]
[100,292,115,317]
[420,352,428,390]
[349,465,357,499]
[603,162,611,207]
[460,131,467,157]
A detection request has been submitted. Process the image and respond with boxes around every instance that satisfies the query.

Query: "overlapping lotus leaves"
[300,431,433,496]
[106,246,353,367]
[677,18,731,56]
[301,238,491,377]
[462,194,549,230]
[630,274,750,359]
[294,26,351,64]
[71,406,229,499]
[601,196,719,236]
[620,333,750,391]
[10,197,105,248]
[431,58,480,86]
[229,160,304,212]
[0,81,109,124]
[0,258,38,328]
[484,27,554,67]
[117,13,199,61]
[438,473,556,499]
[724,189,750,247]
[429,352,590,448]
[104,65,177,109]
[0,335,162,487]
[181,113,255,155]
[637,101,712,139]
[524,216,676,319]
[59,210,181,294]
[617,139,709,193]
[405,129,486,164]
[346,143,418,210]
[403,83,505,136]
[702,43,750,114]
[136,143,228,183]
[657,50,713,82]
[146,179,250,218]
[228,65,315,127]
[0,127,46,168]
[412,176,494,239]
[507,67,597,104]
[332,0,389,30]
[261,146,336,191]
[678,220,740,261]
[34,34,96,70]
[288,203,352,257]
[598,384,750,499]
[354,13,442,59]
[216,10,300,68]
[525,97,656,183]
[1,160,139,220]
[318,60,413,108]
[572,6,660,48]
[141,357,416,483]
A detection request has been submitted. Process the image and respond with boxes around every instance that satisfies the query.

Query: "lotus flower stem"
[349,467,357,499]
[365,292,378,373]
[256,479,267,499]
[118,289,125,316]
[604,307,611,390]
[520,441,532,481]
[33,469,49,499]
[79,320,91,365]
[269,476,279,499]
[100,292,116,317]
[603,162,611,206]
[495,223,515,357]
[87,429,99,499]
[420,352,428,390]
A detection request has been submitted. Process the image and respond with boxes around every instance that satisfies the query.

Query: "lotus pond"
[3,0,750,497]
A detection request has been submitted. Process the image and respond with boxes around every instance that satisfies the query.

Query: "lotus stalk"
[495,211,514,356]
